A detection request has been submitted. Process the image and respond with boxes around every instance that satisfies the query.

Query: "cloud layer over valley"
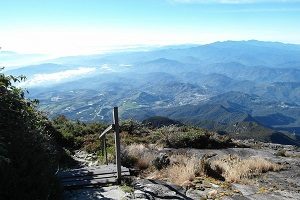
[19,67,96,87]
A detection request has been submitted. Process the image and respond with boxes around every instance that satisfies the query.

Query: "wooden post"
[104,135,108,165]
[113,107,121,183]
[101,138,104,156]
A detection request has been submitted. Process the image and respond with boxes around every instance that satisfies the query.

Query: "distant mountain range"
[0,51,49,67]
[4,40,300,145]
[51,40,300,68]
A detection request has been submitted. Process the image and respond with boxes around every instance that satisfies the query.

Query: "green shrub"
[83,135,101,153]
[0,72,62,199]
[98,145,116,164]
[142,116,182,128]
[121,119,149,135]
[156,125,234,149]
[52,116,107,151]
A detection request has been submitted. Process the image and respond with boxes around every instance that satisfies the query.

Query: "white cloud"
[100,64,113,71]
[20,67,96,87]
[0,27,203,56]
[170,0,300,4]
[217,7,300,12]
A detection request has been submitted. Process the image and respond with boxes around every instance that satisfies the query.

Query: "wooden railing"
[99,107,122,183]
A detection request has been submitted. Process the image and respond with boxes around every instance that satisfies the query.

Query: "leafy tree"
[0,71,61,199]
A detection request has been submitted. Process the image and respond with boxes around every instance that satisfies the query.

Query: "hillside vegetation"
[0,73,65,199]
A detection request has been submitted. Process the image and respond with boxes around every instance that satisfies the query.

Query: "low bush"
[98,145,116,164]
[121,119,149,135]
[142,116,182,128]
[156,125,234,149]
[52,116,107,151]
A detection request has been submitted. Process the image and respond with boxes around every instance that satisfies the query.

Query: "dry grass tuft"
[122,143,157,170]
[166,157,198,185]
[149,155,206,186]
[211,155,282,182]
[136,158,150,170]
[126,144,148,157]
[124,143,282,186]
[145,153,283,187]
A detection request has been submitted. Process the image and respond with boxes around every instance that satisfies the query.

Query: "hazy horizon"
[1,0,300,57]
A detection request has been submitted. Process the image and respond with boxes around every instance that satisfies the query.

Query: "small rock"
[181,180,196,189]
[210,183,219,188]
[186,188,206,199]
[134,190,148,199]
[208,189,218,198]
[203,183,212,188]
[193,177,203,184]
[197,186,205,191]
[152,153,170,170]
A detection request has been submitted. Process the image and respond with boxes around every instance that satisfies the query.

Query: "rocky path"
[64,186,126,200]
[63,151,128,200]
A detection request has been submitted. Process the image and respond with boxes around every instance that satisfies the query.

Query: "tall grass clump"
[211,155,282,182]
[121,144,158,170]
[148,154,211,186]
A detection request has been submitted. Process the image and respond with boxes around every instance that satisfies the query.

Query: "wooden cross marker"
[98,107,122,183]
[113,107,122,183]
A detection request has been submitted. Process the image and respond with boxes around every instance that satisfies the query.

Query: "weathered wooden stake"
[101,138,104,156]
[101,135,108,165]
[113,107,121,183]
[104,135,108,165]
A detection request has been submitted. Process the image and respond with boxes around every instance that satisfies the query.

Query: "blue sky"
[1,0,300,56]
